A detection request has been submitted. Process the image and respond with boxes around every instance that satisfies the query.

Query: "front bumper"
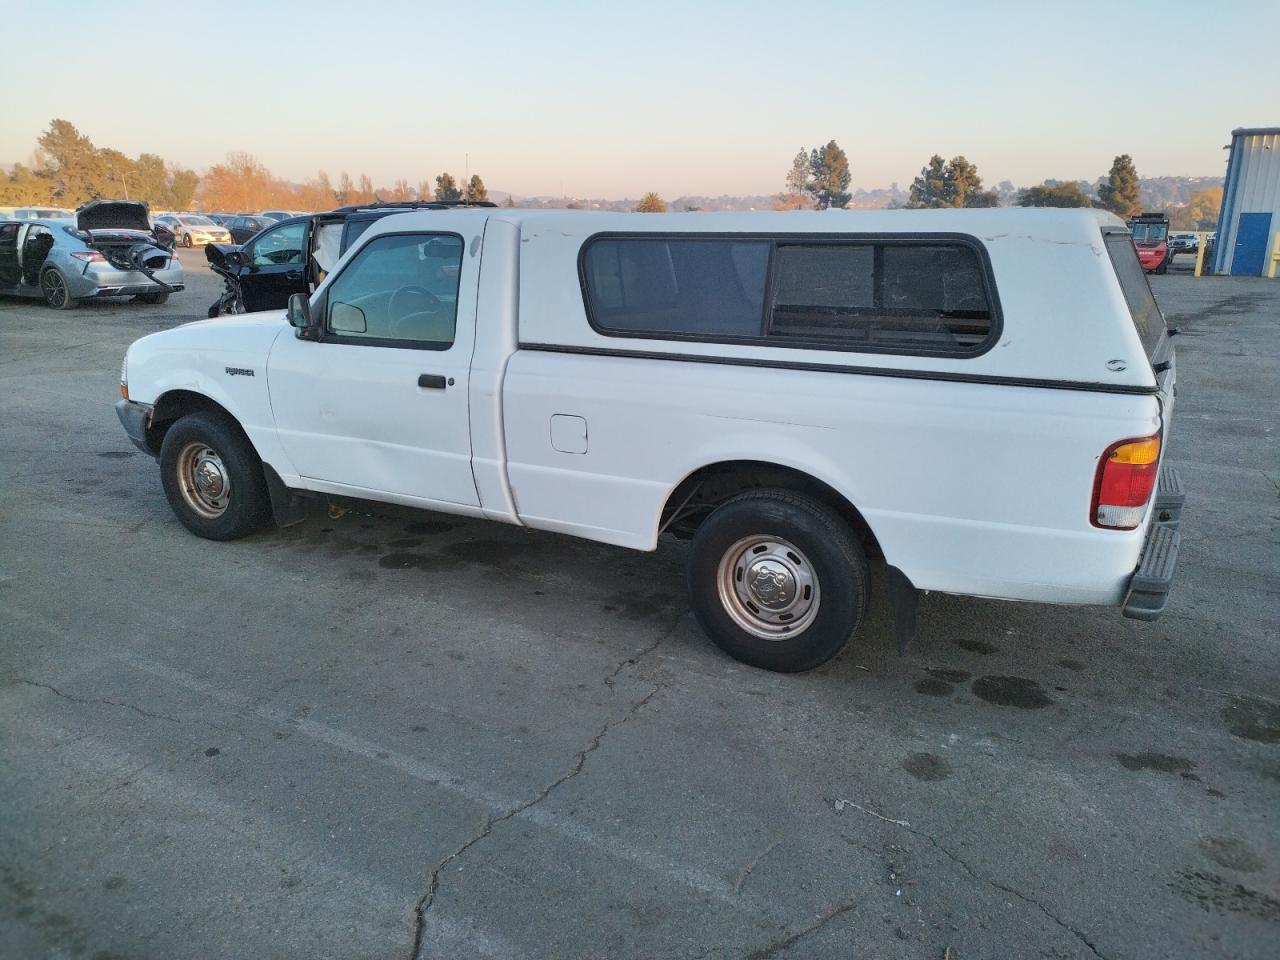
[115,398,156,456]
[1122,466,1185,621]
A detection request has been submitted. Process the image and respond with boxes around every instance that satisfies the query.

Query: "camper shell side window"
[579,233,1001,358]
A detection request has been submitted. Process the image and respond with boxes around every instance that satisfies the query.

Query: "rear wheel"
[687,490,870,672]
[159,411,270,540]
[40,268,77,310]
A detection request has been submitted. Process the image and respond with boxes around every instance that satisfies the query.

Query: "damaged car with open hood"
[0,200,183,309]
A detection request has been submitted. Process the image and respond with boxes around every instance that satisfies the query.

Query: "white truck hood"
[123,312,290,407]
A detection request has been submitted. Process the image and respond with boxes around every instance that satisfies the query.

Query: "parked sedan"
[155,214,232,248]
[8,206,75,220]
[259,209,302,223]
[224,214,276,244]
[0,200,182,309]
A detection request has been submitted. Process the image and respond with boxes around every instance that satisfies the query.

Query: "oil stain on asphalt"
[1168,870,1280,922]
[902,752,951,781]
[1115,752,1196,774]
[970,676,1052,709]
[1221,698,1280,743]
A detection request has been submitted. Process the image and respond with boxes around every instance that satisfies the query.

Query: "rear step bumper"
[1122,465,1185,621]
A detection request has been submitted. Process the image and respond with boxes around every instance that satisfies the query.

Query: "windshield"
[182,216,215,226]
[1129,222,1168,243]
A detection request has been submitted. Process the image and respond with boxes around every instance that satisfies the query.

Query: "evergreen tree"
[1016,181,1093,208]
[1098,154,1141,218]
[944,156,999,207]
[807,141,851,209]
[0,163,52,205]
[434,173,461,201]
[133,154,173,208]
[168,168,199,210]
[785,148,809,196]
[37,119,102,203]
[634,192,668,212]
[908,155,949,208]
[909,154,999,208]
[465,174,488,202]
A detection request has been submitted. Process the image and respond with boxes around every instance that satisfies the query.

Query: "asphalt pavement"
[1,248,1277,960]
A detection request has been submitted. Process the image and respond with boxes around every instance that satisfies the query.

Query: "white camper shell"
[116,207,1183,672]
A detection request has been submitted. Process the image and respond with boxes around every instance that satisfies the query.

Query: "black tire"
[182,232,193,248]
[687,490,870,672]
[40,268,77,310]
[134,291,169,305]
[159,410,270,540]
[1155,260,1168,275]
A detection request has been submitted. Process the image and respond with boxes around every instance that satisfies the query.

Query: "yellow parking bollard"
[1268,232,1280,279]
[1194,232,1208,277]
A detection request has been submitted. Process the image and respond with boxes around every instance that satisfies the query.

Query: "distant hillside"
[495,177,1220,211]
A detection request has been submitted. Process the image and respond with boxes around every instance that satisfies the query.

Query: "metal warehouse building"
[1214,126,1280,276]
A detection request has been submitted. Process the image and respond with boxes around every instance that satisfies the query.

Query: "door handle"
[285,270,303,280]
[417,374,447,389]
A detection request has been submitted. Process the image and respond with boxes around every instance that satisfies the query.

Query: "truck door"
[238,219,310,312]
[265,222,482,507]
[0,222,19,288]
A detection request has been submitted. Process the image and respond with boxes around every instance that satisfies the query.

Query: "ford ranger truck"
[116,208,1183,673]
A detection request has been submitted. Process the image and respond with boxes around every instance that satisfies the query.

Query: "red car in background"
[1127,212,1170,274]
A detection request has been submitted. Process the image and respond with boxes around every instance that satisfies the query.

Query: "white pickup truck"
[116,208,1183,672]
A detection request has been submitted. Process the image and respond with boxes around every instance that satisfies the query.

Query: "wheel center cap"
[194,459,225,498]
[746,559,796,609]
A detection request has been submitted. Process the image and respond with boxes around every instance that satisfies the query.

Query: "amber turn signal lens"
[1107,437,1160,466]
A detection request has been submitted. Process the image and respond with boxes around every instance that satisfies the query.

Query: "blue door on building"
[1232,212,1273,275]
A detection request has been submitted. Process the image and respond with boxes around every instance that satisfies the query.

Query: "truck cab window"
[324,233,463,347]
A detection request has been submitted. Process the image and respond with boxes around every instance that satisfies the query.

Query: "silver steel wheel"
[175,442,231,519]
[41,270,67,307]
[716,535,821,640]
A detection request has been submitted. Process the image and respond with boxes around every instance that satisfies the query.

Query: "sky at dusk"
[1,0,1273,198]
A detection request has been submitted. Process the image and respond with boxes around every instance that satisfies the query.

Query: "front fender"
[123,318,297,478]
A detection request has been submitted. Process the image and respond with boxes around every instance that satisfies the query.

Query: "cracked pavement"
[1,254,1277,959]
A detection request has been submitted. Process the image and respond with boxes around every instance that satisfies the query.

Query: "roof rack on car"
[331,200,498,214]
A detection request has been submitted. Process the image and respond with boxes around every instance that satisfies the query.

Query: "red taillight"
[1092,435,1161,529]
[70,250,106,263]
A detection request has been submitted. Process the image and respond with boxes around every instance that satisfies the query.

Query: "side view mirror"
[226,249,243,267]
[287,293,313,331]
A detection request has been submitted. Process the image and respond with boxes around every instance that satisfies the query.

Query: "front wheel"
[181,232,193,248]
[40,269,77,310]
[687,490,870,672]
[159,411,270,540]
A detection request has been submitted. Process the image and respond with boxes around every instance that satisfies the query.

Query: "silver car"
[155,213,233,247]
[0,200,183,309]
